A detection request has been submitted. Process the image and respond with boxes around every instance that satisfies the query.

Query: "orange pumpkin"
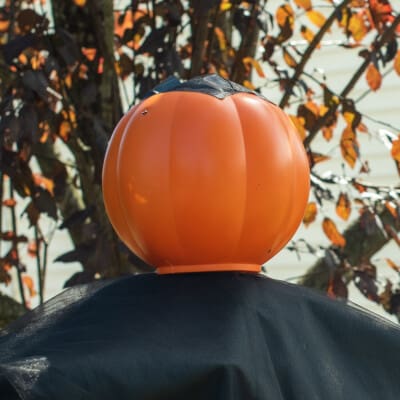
[102,75,310,274]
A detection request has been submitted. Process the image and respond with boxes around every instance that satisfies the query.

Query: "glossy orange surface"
[102,91,310,273]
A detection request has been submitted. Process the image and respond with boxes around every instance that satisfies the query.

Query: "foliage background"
[1,0,400,326]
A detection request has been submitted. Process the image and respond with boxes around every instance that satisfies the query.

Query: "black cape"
[0,272,400,399]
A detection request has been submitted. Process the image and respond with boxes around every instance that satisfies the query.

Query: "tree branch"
[279,0,352,109]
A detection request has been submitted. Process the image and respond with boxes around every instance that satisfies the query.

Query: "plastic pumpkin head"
[102,75,310,274]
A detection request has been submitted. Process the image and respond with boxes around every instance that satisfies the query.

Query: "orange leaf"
[82,47,97,61]
[322,217,346,247]
[340,126,359,168]
[276,4,294,28]
[385,258,400,272]
[22,275,37,297]
[0,19,10,33]
[390,136,400,162]
[2,198,17,207]
[336,192,351,221]
[282,48,297,68]
[59,120,72,141]
[322,125,334,141]
[242,57,266,78]
[214,27,227,51]
[306,9,327,28]
[27,241,38,257]
[308,152,330,165]
[293,0,312,10]
[394,51,400,76]
[220,0,232,11]
[366,63,381,91]
[300,25,318,46]
[33,173,55,196]
[243,80,255,90]
[289,115,306,140]
[303,202,317,226]
[348,11,368,42]
[73,0,86,6]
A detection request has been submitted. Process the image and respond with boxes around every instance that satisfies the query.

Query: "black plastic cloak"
[0,272,400,399]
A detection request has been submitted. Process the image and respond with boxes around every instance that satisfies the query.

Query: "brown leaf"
[394,50,400,76]
[306,9,327,28]
[308,151,330,165]
[336,192,351,221]
[2,198,17,207]
[303,202,317,226]
[214,27,227,51]
[385,201,398,219]
[327,273,348,299]
[322,217,346,247]
[340,126,359,168]
[366,63,382,91]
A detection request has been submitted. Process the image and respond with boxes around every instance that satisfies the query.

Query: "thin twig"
[304,13,400,147]
[279,0,352,109]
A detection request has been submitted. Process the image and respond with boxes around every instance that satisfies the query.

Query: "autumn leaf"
[82,47,97,61]
[59,120,72,141]
[289,115,306,140]
[242,57,266,78]
[300,25,318,46]
[308,151,330,165]
[366,63,382,91]
[322,217,346,247]
[294,0,312,11]
[220,0,232,11]
[303,202,318,226]
[306,9,327,28]
[22,275,37,297]
[394,51,400,76]
[385,258,400,273]
[33,173,55,196]
[340,126,359,168]
[336,192,351,221]
[322,125,334,141]
[2,198,17,207]
[276,4,295,29]
[390,135,400,162]
[282,48,297,68]
[243,80,255,90]
[27,241,38,257]
[348,11,368,42]
[73,0,86,6]
[215,27,227,51]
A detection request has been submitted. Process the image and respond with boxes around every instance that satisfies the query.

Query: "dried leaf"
[385,258,400,272]
[242,80,255,90]
[322,125,334,141]
[282,48,297,68]
[214,27,227,51]
[220,0,232,11]
[340,126,359,168]
[336,192,351,221]
[303,202,317,226]
[22,275,37,297]
[275,4,294,28]
[306,9,327,28]
[390,136,400,162]
[289,115,306,140]
[300,25,317,46]
[348,11,368,42]
[294,0,312,10]
[73,0,86,6]
[308,151,330,165]
[2,198,17,207]
[59,120,72,141]
[27,241,38,257]
[242,57,265,78]
[327,273,348,299]
[394,50,400,76]
[366,63,382,91]
[354,271,379,303]
[322,217,346,247]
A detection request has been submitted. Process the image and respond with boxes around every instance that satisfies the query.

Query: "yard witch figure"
[0,75,400,400]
